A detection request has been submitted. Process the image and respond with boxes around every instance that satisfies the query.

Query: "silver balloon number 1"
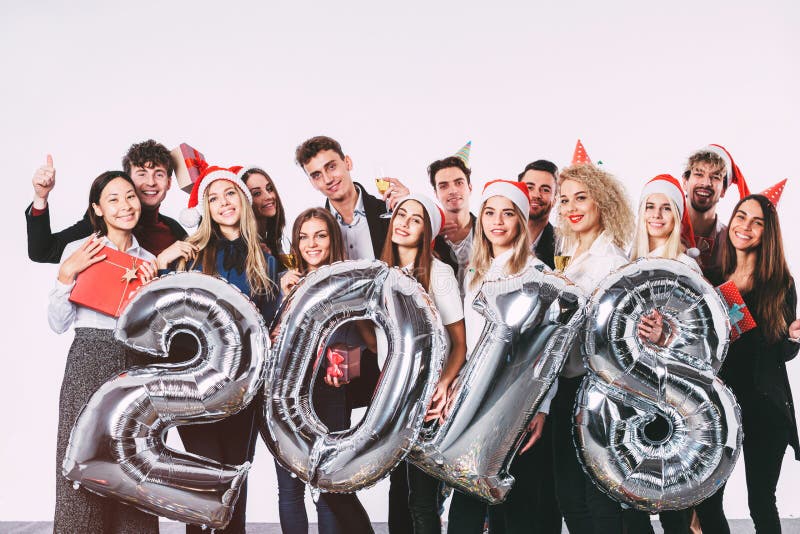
[62,272,269,529]
[576,259,743,511]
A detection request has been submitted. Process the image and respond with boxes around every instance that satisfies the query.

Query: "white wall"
[1,0,798,522]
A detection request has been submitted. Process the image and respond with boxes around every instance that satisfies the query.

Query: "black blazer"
[325,182,389,259]
[25,203,187,263]
[534,223,556,270]
[433,213,476,275]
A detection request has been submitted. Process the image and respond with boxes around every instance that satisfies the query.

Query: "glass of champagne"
[553,232,571,272]
[279,253,298,270]
[375,170,393,219]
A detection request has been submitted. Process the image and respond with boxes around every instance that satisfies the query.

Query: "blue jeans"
[275,381,373,534]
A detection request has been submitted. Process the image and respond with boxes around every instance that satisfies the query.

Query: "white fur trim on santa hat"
[197,168,253,204]
[481,180,530,221]
[397,194,444,237]
[640,179,685,218]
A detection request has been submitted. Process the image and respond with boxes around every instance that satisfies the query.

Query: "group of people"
[27,136,800,534]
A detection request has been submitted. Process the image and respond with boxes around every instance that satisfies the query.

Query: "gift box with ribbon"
[715,280,757,342]
[325,342,362,384]
[170,143,208,193]
[68,246,146,317]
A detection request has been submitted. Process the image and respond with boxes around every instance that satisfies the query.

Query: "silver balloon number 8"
[62,272,269,530]
[576,259,743,511]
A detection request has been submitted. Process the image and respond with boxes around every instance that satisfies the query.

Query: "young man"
[26,139,187,261]
[518,159,557,269]
[428,142,476,297]
[681,144,749,274]
[295,135,408,260]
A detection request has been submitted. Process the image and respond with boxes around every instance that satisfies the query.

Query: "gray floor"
[3,521,800,533]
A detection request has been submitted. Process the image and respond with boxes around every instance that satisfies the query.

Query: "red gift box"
[170,143,208,193]
[715,280,757,342]
[68,246,146,317]
[325,343,362,384]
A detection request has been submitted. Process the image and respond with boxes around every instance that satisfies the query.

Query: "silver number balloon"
[576,258,743,511]
[263,260,446,492]
[409,264,586,503]
[62,272,269,529]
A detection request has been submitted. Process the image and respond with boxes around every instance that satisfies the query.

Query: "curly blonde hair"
[557,164,634,251]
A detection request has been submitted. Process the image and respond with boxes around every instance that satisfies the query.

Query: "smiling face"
[245,172,278,219]
[433,166,472,212]
[559,179,601,236]
[729,199,764,251]
[130,162,171,210]
[206,180,243,232]
[643,193,676,240]
[481,196,521,255]
[683,161,727,213]
[92,177,141,233]
[303,149,356,202]
[298,217,332,269]
[391,200,426,249]
[519,169,555,221]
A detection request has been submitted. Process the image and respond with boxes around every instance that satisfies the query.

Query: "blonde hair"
[630,194,683,261]
[557,164,634,251]
[469,201,531,290]
[178,185,274,297]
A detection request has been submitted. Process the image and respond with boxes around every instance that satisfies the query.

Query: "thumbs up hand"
[32,154,56,209]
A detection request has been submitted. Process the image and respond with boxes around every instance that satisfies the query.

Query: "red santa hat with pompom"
[701,144,751,199]
[180,165,251,227]
[481,179,531,221]
[640,174,699,258]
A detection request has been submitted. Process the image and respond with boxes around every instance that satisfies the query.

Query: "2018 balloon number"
[63,259,741,529]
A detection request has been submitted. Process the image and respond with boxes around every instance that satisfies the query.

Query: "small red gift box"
[715,280,757,342]
[170,143,208,193]
[326,343,362,384]
[69,246,146,317]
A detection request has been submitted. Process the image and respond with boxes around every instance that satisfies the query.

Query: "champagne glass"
[553,232,571,272]
[279,253,298,270]
[375,168,393,219]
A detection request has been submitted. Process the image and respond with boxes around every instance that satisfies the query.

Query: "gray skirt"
[54,327,158,534]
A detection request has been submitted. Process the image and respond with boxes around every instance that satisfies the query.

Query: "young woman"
[625,174,700,534]
[158,165,279,534]
[241,166,289,259]
[379,195,467,534]
[695,192,800,534]
[277,207,374,534]
[446,180,545,534]
[549,163,634,534]
[49,171,158,533]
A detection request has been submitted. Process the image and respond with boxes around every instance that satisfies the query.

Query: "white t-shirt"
[428,258,464,327]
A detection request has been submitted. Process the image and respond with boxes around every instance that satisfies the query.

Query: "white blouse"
[48,235,155,334]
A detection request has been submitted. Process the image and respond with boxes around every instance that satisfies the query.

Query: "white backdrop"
[2,0,798,523]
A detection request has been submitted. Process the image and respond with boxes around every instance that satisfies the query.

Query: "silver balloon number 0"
[576,259,743,511]
[62,272,269,529]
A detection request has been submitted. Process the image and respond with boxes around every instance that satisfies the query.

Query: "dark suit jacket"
[534,222,556,270]
[324,182,389,259]
[25,203,187,263]
[433,213,476,275]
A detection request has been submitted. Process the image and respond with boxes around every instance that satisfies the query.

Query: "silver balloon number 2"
[62,272,269,529]
[264,260,446,492]
[410,264,586,503]
[576,259,743,511]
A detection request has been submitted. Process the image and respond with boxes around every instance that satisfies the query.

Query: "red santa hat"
[396,194,445,238]
[701,144,750,198]
[180,165,251,227]
[480,180,531,221]
[640,174,699,257]
[760,179,787,208]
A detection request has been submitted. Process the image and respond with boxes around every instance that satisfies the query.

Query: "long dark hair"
[242,167,287,255]
[87,171,135,235]
[290,208,345,274]
[720,194,792,343]
[380,198,434,291]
